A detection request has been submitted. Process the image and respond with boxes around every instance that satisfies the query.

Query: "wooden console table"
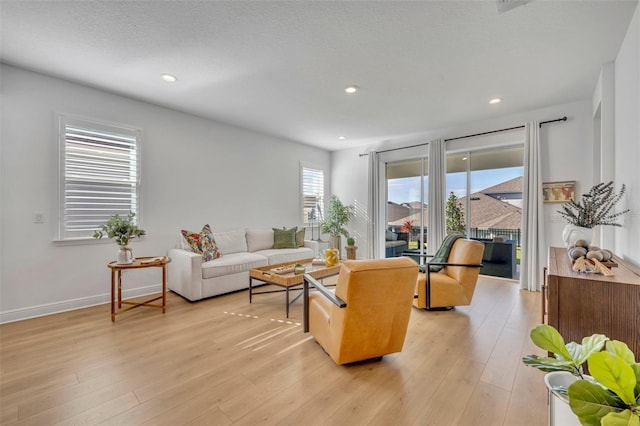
[546,247,640,358]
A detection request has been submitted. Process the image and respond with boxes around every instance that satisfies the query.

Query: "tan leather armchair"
[303,258,418,365]
[413,238,484,310]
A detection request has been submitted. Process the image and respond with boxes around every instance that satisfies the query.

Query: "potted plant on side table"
[522,324,639,426]
[345,237,357,260]
[93,211,146,264]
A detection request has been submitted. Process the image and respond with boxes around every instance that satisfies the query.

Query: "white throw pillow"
[212,229,248,255]
[246,229,274,252]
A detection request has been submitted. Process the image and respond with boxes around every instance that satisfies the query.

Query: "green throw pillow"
[426,233,464,272]
[296,228,305,247]
[273,227,298,249]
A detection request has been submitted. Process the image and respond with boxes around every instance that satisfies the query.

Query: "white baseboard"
[0,284,162,324]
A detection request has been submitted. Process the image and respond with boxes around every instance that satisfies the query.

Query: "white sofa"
[168,228,318,301]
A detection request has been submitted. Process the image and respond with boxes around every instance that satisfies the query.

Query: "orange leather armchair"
[414,238,484,310]
[303,258,418,365]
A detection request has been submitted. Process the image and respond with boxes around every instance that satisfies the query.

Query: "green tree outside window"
[446,192,465,233]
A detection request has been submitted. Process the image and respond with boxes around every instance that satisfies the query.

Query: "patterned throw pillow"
[181,224,221,262]
[273,227,298,249]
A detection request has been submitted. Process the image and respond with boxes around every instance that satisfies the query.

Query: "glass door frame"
[376,145,429,259]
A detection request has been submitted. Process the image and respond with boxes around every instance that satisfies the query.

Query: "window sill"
[52,237,146,247]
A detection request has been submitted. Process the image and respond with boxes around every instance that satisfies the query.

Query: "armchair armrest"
[419,261,483,274]
[402,252,434,258]
[303,239,319,257]
[303,271,345,332]
[426,261,483,268]
[167,248,203,301]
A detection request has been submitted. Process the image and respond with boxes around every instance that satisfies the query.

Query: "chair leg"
[347,356,384,365]
[426,271,431,309]
[425,306,455,311]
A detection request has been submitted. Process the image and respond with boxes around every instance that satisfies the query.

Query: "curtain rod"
[358,116,567,157]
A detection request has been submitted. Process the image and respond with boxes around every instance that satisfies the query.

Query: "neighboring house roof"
[462,192,522,229]
[387,202,411,222]
[405,201,424,210]
[481,176,523,196]
[388,190,522,230]
[389,208,429,228]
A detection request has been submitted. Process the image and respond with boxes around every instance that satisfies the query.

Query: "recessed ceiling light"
[338,136,346,140]
[489,97,503,104]
[161,74,177,83]
[462,157,468,161]
[345,85,359,94]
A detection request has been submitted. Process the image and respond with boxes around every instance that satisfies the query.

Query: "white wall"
[331,100,595,263]
[614,4,640,267]
[0,64,330,323]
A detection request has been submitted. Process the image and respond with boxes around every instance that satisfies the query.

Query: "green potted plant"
[345,237,357,260]
[523,324,639,426]
[93,212,146,264]
[320,195,355,254]
[559,181,630,247]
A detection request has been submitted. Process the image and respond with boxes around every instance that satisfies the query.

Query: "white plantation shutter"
[302,167,324,225]
[58,116,141,240]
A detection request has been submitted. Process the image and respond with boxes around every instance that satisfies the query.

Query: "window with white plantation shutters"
[58,116,141,241]
[301,166,324,226]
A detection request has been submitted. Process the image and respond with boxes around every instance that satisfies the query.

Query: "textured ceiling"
[1,1,637,151]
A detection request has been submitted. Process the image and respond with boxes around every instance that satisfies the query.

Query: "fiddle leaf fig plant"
[523,324,640,426]
[320,195,354,238]
[523,324,607,378]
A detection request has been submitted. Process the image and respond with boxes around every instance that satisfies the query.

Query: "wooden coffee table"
[249,258,341,317]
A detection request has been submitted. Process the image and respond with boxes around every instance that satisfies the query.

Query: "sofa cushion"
[273,227,298,249]
[181,224,221,262]
[246,229,274,252]
[386,230,398,241]
[213,229,248,255]
[255,247,314,265]
[201,252,268,279]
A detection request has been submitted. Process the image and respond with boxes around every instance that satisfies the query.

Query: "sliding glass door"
[385,158,428,257]
[446,146,524,279]
[376,139,523,279]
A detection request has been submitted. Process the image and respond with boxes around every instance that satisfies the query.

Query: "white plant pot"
[562,225,594,247]
[544,371,596,426]
[117,246,134,264]
[329,235,341,258]
[545,372,580,426]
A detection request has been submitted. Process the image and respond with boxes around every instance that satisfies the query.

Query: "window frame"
[56,114,143,243]
[300,164,325,227]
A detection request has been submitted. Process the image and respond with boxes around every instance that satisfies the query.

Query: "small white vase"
[562,225,594,247]
[117,246,134,264]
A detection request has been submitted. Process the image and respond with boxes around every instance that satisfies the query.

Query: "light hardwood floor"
[0,276,547,426]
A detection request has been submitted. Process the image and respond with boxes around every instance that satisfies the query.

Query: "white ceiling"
[1,1,637,151]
